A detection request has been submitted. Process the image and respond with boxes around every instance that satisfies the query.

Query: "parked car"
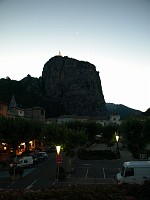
[36,152,48,162]
[38,152,48,158]
[45,145,56,152]
[116,161,150,184]
[17,156,34,168]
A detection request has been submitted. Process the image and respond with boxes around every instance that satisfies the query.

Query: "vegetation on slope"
[0,183,150,200]
[0,78,40,108]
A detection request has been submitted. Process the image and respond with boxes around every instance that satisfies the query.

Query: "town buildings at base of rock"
[0,96,121,125]
[0,96,121,158]
[0,96,45,122]
[46,113,121,125]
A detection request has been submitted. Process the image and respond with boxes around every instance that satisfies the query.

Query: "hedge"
[78,149,120,160]
[0,182,150,200]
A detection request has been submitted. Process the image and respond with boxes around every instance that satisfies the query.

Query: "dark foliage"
[78,149,120,160]
[0,78,40,108]
[0,183,150,200]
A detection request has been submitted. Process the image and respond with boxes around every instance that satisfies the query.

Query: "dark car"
[32,154,40,165]
[36,152,48,162]
[38,152,48,158]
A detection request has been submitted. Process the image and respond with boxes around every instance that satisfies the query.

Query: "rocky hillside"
[42,56,108,118]
[0,56,108,118]
[0,77,41,108]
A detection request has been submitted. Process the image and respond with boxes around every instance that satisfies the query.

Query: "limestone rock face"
[42,56,108,117]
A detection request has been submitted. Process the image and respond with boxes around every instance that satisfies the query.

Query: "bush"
[1,184,150,199]
[141,180,150,199]
[78,149,120,160]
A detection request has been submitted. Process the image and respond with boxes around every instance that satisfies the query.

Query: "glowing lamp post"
[115,133,119,154]
[56,145,61,155]
[56,145,62,181]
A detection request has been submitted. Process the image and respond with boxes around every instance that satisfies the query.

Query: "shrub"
[78,149,120,160]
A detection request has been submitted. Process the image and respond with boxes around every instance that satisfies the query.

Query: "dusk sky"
[0,0,149,112]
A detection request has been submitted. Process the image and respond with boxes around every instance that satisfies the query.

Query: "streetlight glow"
[115,133,120,155]
[56,145,61,155]
[56,145,62,182]
[116,135,119,142]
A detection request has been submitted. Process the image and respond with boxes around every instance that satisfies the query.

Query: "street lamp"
[115,133,119,154]
[56,145,61,155]
[56,145,61,181]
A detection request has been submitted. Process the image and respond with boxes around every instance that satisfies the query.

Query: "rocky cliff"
[0,56,108,118]
[42,56,108,117]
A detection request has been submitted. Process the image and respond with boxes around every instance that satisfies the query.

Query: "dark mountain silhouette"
[142,108,150,116]
[106,103,142,119]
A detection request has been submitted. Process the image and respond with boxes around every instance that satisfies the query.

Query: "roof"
[124,161,150,168]
[58,114,76,119]
[24,107,45,111]
[9,94,17,108]
[0,101,8,105]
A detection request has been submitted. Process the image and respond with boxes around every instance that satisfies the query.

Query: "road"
[7,152,57,189]
[1,147,128,189]
[5,155,122,188]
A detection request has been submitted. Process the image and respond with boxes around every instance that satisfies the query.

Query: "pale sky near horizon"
[0,0,150,112]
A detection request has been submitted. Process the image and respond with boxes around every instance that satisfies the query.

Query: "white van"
[116,161,150,184]
[17,156,33,168]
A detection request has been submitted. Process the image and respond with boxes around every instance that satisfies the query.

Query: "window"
[125,167,134,177]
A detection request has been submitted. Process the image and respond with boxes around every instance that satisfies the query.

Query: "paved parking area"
[68,167,121,179]
[63,143,134,184]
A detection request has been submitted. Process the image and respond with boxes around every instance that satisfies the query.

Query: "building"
[0,101,8,117]
[7,106,24,118]
[56,113,121,125]
[75,116,90,122]
[57,115,90,124]
[7,95,45,122]
[57,115,76,124]
[110,113,121,125]
[24,107,45,122]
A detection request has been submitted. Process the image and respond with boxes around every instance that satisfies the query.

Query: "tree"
[3,117,21,153]
[102,124,118,150]
[122,118,146,158]
[143,118,150,144]
[64,127,87,156]
[0,116,8,141]
[41,122,87,156]
[84,122,99,144]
